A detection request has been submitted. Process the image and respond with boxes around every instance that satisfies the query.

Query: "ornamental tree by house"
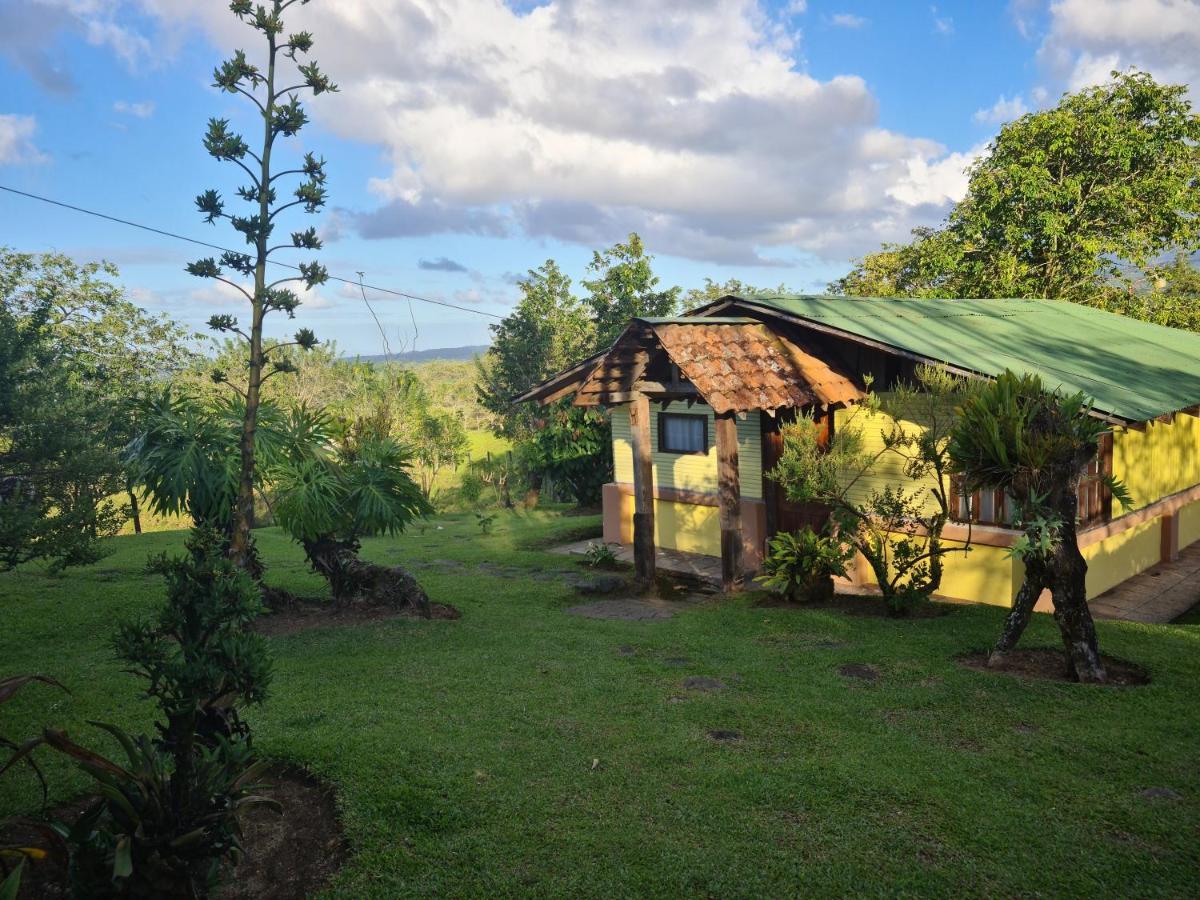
[770,367,972,616]
[948,371,1131,683]
[187,0,336,569]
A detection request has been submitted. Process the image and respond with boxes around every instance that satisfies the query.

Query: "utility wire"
[0,184,503,320]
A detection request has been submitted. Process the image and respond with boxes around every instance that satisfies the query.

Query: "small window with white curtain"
[658,412,707,454]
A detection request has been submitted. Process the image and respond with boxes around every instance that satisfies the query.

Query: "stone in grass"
[615,645,637,657]
[683,676,726,692]
[568,574,626,595]
[663,656,691,667]
[566,600,673,621]
[838,663,879,682]
[1139,787,1183,801]
[707,729,742,742]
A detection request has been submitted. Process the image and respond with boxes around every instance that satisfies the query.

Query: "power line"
[0,183,503,320]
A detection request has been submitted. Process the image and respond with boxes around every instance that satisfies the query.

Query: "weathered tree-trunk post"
[629,393,656,590]
[989,555,1048,665]
[715,411,743,593]
[1049,485,1106,682]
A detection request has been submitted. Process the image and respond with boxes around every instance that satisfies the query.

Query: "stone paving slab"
[1090,542,1200,623]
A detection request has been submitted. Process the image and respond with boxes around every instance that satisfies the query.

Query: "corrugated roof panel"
[725,295,1200,422]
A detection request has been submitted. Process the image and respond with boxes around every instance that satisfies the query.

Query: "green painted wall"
[611,402,763,499]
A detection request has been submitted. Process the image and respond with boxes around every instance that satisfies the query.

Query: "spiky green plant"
[948,370,1131,682]
[272,436,432,604]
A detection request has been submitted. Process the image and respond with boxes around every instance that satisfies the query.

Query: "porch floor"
[1088,541,1200,624]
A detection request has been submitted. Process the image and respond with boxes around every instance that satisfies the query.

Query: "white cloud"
[0,114,49,165]
[830,13,868,29]
[931,5,954,35]
[972,94,1028,124]
[83,0,985,264]
[113,100,156,118]
[1038,0,1200,93]
[785,1,808,14]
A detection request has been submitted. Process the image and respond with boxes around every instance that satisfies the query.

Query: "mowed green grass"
[3,512,1200,897]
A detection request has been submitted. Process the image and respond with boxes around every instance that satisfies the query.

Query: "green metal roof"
[713,295,1200,423]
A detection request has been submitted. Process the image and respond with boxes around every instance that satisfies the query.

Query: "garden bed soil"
[10,767,347,899]
[753,591,954,619]
[254,600,461,637]
[958,648,1150,686]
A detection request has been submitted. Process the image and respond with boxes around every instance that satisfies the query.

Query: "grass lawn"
[3,511,1199,897]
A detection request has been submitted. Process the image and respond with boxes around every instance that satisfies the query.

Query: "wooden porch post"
[715,411,743,593]
[629,393,656,589]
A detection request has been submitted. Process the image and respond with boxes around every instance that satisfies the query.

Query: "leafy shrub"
[475,512,497,534]
[4,529,276,897]
[583,542,618,568]
[756,528,853,604]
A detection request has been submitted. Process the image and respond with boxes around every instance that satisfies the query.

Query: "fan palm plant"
[272,436,433,608]
[128,390,433,610]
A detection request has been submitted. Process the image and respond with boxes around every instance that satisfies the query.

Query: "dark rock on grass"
[707,729,742,742]
[568,573,626,595]
[566,599,673,620]
[683,676,726,692]
[616,644,637,657]
[1014,723,1038,735]
[1139,787,1183,801]
[663,656,691,667]
[838,663,880,682]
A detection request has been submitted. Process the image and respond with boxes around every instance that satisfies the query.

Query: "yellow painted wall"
[1180,499,1200,548]
[1113,413,1200,512]
[851,535,1018,608]
[1082,518,1163,597]
[611,402,763,499]
[608,487,721,555]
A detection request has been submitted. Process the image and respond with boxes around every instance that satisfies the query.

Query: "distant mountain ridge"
[352,344,489,364]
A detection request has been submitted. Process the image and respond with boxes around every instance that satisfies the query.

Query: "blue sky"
[1,0,1194,354]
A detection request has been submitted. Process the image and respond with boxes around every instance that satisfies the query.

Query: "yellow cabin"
[518,295,1200,609]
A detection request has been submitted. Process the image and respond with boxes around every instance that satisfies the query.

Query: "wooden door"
[760,408,832,536]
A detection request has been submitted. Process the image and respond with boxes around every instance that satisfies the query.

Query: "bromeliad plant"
[948,370,1132,683]
[756,527,853,605]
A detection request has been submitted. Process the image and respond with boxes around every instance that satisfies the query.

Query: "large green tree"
[681,277,790,310]
[582,233,681,346]
[0,250,192,569]
[476,260,595,442]
[831,72,1200,306]
[187,0,336,569]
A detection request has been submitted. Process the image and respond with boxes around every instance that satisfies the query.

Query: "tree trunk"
[1048,485,1107,683]
[228,22,277,572]
[989,555,1048,665]
[126,484,143,535]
